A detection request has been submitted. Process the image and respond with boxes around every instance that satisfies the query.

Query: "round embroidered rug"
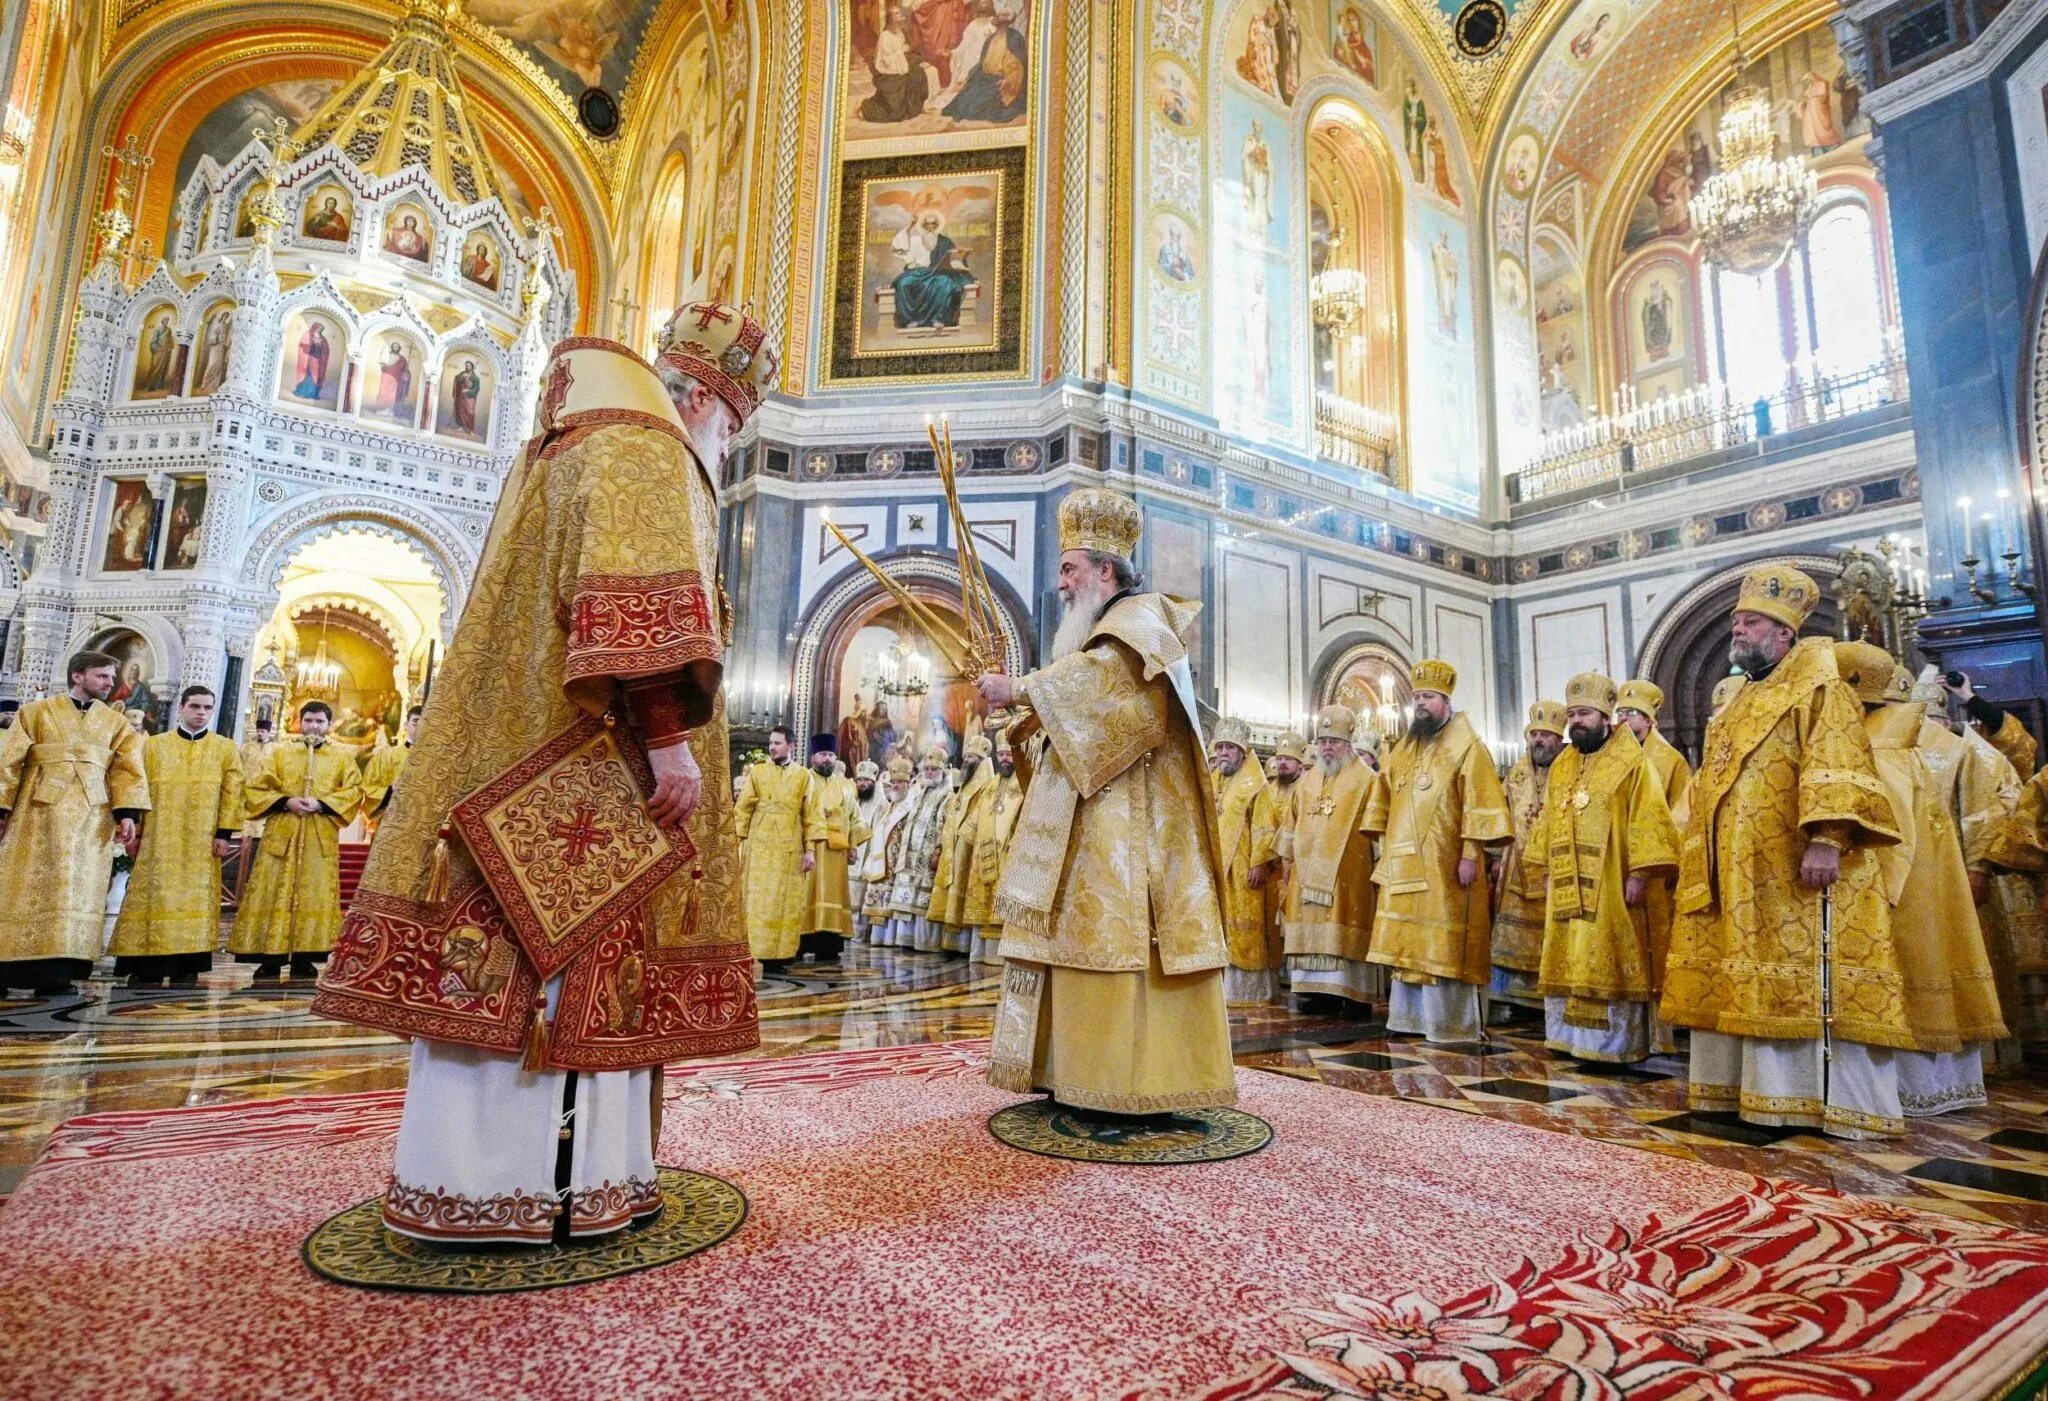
[987,1099,1273,1164]
[302,1166,747,1293]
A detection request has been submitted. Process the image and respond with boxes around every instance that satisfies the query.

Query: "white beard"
[1316,753,1348,779]
[1051,580,1112,660]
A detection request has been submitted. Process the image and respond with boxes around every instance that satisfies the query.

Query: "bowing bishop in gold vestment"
[1362,659,1513,1042]
[966,739,1022,963]
[1840,647,2008,1118]
[314,320,770,1244]
[1525,674,1679,1064]
[736,727,817,971]
[1279,705,1381,1011]
[1211,717,1282,1005]
[980,488,1236,1117]
[1663,564,1909,1137]
[930,734,997,955]
[801,733,868,963]
[232,701,364,979]
[109,685,242,984]
[1490,701,1565,1016]
[0,651,148,993]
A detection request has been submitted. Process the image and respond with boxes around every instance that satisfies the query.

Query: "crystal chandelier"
[865,639,931,699]
[1688,1,1814,275]
[1309,227,1367,331]
[293,617,342,696]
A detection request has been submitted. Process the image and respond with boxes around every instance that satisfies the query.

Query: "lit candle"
[1997,488,2018,557]
[1958,497,1974,559]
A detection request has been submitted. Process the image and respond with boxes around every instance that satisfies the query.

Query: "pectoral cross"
[550,805,606,865]
[1311,796,1337,817]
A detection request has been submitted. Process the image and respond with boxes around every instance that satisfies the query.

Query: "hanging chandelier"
[865,638,931,699]
[1688,0,1814,275]
[1309,227,1366,331]
[294,617,342,696]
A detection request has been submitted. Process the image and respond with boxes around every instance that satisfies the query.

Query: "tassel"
[424,821,453,905]
[521,1005,551,1072]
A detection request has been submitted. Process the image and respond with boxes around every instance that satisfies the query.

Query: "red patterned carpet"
[2,1042,2045,1400]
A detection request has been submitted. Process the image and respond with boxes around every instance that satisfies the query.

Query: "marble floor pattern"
[3,938,2047,1233]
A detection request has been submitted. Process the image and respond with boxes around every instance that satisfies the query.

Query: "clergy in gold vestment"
[1279,706,1381,1011]
[1616,679,1690,1043]
[314,321,769,1244]
[862,758,917,940]
[848,760,886,941]
[736,726,818,971]
[1662,564,1908,1138]
[966,741,1022,963]
[357,707,419,824]
[980,488,1236,1117]
[1490,701,1565,1015]
[109,685,242,984]
[1211,717,1281,1005]
[801,733,868,963]
[1525,674,1679,1064]
[1362,659,1513,1042]
[1967,701,2048,1056]
[1261,732,1307,978]
[232,701,364,979]
[885,751,951,950]
[0,651,148,993]
[1841,649,2008,1118]
[930,734,996,955]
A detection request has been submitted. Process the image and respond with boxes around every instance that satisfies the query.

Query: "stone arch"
[788,551,1033,743]
[1635,551,1845,761]
[240,493,474,633]
[62,611,185,700]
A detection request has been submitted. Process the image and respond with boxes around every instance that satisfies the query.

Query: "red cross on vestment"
[691,304,735,331]
[550,805,607,865]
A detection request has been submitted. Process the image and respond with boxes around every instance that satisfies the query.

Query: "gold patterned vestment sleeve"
[0,708,32,812]
[106,717,149,813]
[1798,680,1902,849]
[214,741,245,834]
[734,765,759,838]
[1019,641,1170,800]
[554,427,725,719]
[316,748,364,822]
[1359,766,1391,834]
[244,744,290,821]
[1951,731,2019,869]
[1991,711,2039,777]
[1250,781,1281,866]
[802,770,828,846]
[1458,736,1513,846]
[1626,759,1680,877]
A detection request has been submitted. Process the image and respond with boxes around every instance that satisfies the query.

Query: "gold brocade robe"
[862,791,914,922]
[1970,738,2048,1039]
[737,760,816,961]
[803,770,867,938]
[987,592,1235,1114]
[1985,711,2038,777]
[890,782,951,917]
[932,764,997,927]
[965,773,1021,929]
[109,732,242,957]
[1662,638,1909,1048]
[358,743,409,821]
[1637,728,1692,990]
[313,347,757,1070]
[1490,756,1550,976]
[233,739,362,956]
[0,697,149,963]
[1213,760,1278,973]
[1862,704,2007,1052]
[239,739,276,838]
[1362,712,1513,985]
[1259,774,1299,952]
[1278,758,1378,966]
[1526,728,1679,1017]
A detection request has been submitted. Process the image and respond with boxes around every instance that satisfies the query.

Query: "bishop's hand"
[646,741,702,831]
[976,672,1017,709]
[1798,839,1841,890]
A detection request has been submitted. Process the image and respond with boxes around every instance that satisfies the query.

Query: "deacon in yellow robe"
[1616,680,1691,1040]
[1525,675,1679,1064]
[966,741,1022,963]
[980,488,1236,1118]
[1490,701,1565,1016]
[1663,564,1907,1138]
[0,652,148,992]
[109,685,243,984]
[801,734,869,963]
[736,728,817,970]
[1842,649,2008,1117]
[232,702,364,979]
[1211,717,1282,1005]
[315,323,769,1244]
[1279,705,1381,1011]
[930,735,997,955]
[357,706,419,826]
[1362,658,1513,1042]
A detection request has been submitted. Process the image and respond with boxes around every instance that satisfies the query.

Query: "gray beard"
[1316,753,1348,779]
[1531,747,1558,769]
[1051,582,1111,660]
[1729,640,1776,674]
[1216,756,1243,777]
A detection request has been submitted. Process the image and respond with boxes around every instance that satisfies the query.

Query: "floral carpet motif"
[3,1041,2046,1399]
[1214,1180,2048,1401]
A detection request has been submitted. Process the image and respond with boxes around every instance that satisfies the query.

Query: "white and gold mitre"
[1832,640,1896,706]
[1058,488,1142,559]
[1212,716,1251,749]
[1314,704,1356,741]
[534,338,683,438]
